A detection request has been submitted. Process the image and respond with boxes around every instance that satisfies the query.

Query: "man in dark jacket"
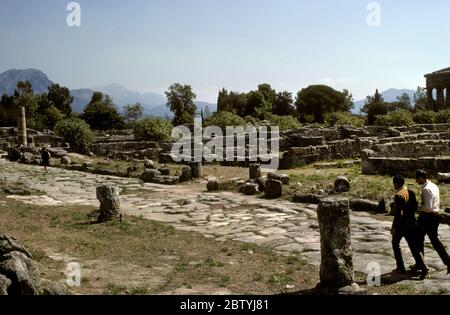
[391,175,428,278]
[41,147,51,172]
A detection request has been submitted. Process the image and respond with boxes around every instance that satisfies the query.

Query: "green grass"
[103,284,127,295]
[268,273,294,286]
[218,275,230,287]
[206,257,224,267]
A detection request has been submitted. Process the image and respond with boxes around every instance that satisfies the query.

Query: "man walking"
[41,147,51,173]
[390,175,428,278]
[415,170,450,274]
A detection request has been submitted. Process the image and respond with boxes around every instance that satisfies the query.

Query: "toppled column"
[316,197,365,294]
[96,185,121,223]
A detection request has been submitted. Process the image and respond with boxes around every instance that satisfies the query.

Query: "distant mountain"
[0,68,53,95]
[0,68,218,117]
[70,88,94,113]
[91,83,216,117]
[352,88,416,114]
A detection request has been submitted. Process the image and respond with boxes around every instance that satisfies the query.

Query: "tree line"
[0,80,436,134]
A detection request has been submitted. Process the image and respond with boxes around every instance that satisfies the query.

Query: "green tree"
[228,91,248,116]
[133,117,173,142]
[203,105,212,119]
[374,110,414,127]
[396,93,412,110]
[217,88,229,112]
[47,84,73,116]
[33,105,64,131]
[325,112,365,128]
[0,94,16,126]
[268,114,301,131]
[82,92,125,130]
[244,84,277,118]
[14,81,39,118]
[295,85,347,123]
[122,103,144,126]
[412,110,436,124]
[204,111,246,130]
[165,83,197,126]
[273,91,294,116]
[363,90,388,125]
[54,118,94,153]
[342,89,354,111]
[414,87,428,111]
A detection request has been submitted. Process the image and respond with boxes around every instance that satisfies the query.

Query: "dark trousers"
[417,212,450,266]
[392,227,427,270]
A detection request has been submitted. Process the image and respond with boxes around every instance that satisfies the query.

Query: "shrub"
[204,111,245,130]
[31,106,64,131]
[81,93,125,130]
[268,115,301,131]
[133,117,173,142]
[374,110,414,127]
[54,118,94,153]
[325,112,365,128]
[435,109,450,124]
[412,110,436,124]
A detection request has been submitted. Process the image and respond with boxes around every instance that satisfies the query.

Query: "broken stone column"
[96,185,121,223]
[264,179,282,199]
[189,162,202,179]
[17,106,27,146]
[316,197,364,294]
[249,163,261,179]
[180,165,192,182]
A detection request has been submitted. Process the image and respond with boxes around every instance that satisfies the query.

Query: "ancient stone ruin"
[316,198,365,295]
[0,234,70,295]
[96,184,121,223]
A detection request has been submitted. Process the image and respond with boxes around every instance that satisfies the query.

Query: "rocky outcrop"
[0,234,71,295]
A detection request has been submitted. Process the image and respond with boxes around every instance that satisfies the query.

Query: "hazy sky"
[0,0,449,102]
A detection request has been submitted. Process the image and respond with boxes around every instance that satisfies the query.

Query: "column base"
[315,282,367,295]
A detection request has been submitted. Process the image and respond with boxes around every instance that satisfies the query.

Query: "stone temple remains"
[425,67,450,111]
[2,122,450,178]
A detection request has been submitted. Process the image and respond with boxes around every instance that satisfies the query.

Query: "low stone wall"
[110,148,162,161]
[371,140,450,158]
[362,156,450,177]
[31,135,65,147]
[279,138,371,169]
[91,141,158,156]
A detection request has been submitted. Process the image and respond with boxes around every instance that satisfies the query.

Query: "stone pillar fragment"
[437,88,445,111]
[446,88,450,109]
[18,106,27,146]
[96,185,121,223]
[316,197,365,294]
[249,163,261,180]
[189,162,202,179]
[426,88,434,111]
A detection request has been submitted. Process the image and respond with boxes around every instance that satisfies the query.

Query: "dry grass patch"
[0,193,319,295]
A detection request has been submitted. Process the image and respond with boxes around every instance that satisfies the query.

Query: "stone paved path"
[1,159,449,294]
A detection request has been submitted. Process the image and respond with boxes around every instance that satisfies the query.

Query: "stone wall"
[371,140,450,158]
[362,156,450,177]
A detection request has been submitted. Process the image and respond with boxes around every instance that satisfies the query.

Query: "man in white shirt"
[415,170,450,274]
